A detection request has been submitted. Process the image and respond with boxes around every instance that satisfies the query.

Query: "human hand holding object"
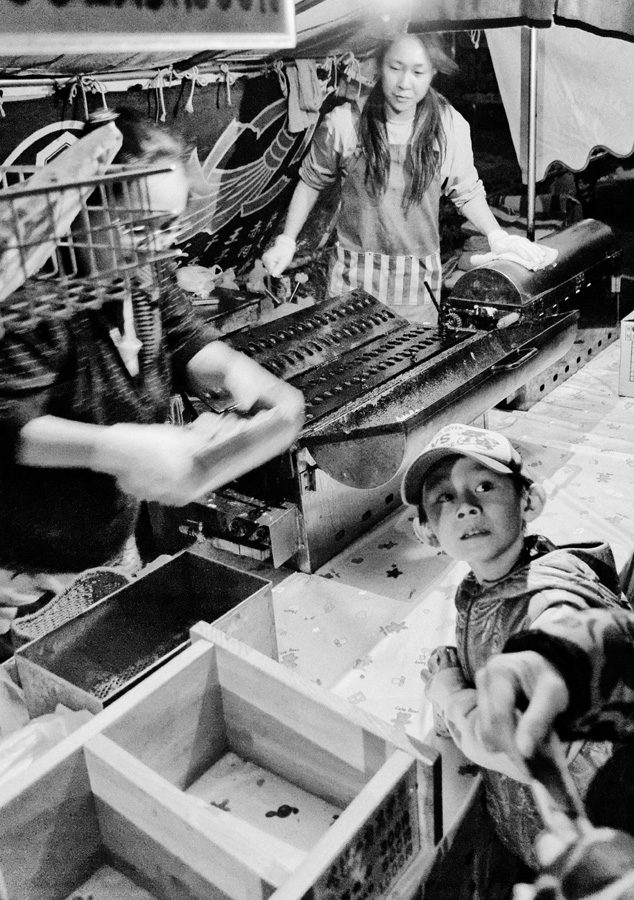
[262,234,297,277]
[474,650,570,761]
[92,403,303,507]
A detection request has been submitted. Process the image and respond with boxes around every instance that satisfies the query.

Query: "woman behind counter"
[0,107,304,636]
[264,32,549,323]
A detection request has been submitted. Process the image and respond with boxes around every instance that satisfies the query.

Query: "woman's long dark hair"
[359,33,458,212]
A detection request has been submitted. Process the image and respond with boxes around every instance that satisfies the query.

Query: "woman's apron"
[329,141,442,324]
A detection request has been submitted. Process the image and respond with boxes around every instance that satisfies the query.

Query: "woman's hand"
[487,228,557,269]
[262,234,297,278]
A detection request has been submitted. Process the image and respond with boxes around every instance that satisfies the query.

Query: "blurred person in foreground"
[0,107,304,641]
[477,603,634,900]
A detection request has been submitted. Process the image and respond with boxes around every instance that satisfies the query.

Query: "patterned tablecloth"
[273,339,634,747]
[3,338,632,830]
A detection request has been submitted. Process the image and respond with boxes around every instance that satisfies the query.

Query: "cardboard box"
[619,310,634,397]
[15,550,275,717]
[0,629,440,900]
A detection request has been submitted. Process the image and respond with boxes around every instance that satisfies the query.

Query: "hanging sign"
[3,0,295,53]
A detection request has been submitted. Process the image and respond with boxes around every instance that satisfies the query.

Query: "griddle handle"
[491,346,538,372]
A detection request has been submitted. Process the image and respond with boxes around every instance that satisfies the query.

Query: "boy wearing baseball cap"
[401,423,628,880]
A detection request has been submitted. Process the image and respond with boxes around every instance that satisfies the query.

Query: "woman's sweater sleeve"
[440,106,487,209]
[299,104,356,191]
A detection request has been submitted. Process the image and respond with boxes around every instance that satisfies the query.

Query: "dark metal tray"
[15,551,272,715]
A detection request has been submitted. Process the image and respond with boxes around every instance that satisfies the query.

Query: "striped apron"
[329,140,443,324]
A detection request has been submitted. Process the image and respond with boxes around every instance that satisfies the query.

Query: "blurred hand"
[475,651,570,761]
[92,390,304,506]
[0,569,75,608]
[92,422,209,505]
[262,234,297,277]
[512,875,566,900]
[221,351,305,425]
[188,342,305,431]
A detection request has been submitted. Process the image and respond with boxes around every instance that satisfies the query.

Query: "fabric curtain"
[487,24,634,182]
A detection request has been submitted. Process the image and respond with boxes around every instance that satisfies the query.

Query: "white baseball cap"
[401,423,526,508]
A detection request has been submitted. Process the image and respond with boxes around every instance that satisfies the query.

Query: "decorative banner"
[3,0,295,53]
[179,95,315,273]
[0,72,326,276]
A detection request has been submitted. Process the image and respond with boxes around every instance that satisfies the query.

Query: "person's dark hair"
[111,107,187,166]
[85,106,187,167]
[360,33,458,212]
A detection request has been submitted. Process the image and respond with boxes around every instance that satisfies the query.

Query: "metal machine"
[441,217,621,333]
[163,218,621,574]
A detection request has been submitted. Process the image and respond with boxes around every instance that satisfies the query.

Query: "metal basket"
[0,162,184,335]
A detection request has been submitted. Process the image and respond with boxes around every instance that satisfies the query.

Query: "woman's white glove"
[484,228,558,270]
[262,234,297,277]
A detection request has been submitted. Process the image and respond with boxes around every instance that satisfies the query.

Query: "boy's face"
[421,455,528,582]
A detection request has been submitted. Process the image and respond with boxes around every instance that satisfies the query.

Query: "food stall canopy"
[488,24,634,183]
[1,0,634,279]
[555,0,634,39]
[406,0,634,37]
[1,0,634,75]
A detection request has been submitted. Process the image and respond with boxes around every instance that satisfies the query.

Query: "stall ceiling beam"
[555,0,634,39]
[407,0,554,31]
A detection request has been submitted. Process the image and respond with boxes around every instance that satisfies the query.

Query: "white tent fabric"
[487,23,634,182]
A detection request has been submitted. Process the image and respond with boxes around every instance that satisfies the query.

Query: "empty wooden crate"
[78,626,440,900]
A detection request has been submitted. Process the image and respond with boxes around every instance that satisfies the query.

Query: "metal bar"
[0,163,175,199]
[526,26,538,241]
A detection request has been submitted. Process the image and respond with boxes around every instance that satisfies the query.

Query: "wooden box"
[65,627,439,900]
[14,550,275,717]
[0,709,209,900]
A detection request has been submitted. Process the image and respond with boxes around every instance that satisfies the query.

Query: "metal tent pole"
[526,26,538,240]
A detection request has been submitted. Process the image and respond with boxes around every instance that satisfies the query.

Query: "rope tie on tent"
[323,55,339,90]
[218,64,236,107]
[183,66,210,113]
[68,75,110,119]
[469,29,482,49]
[169,393,185,427]
[272,59,287,96]
[148,67,174,122]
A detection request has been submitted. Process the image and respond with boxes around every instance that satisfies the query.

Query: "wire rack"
[0,162,184,335]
